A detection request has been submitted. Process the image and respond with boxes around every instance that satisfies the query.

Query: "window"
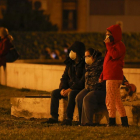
[62,10,77,30]
[62,0,77,30]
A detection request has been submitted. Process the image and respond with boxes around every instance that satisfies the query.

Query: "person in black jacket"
[76,48,107,126]
[44,41,85,125]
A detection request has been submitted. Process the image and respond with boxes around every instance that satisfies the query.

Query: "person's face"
[105,30,112,39]
[104,30,113,43]
[85,51,95,61]
[85,51,91,57]
[85,51,95,65]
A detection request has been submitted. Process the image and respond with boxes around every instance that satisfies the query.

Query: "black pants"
[51,89,80,120]
[76,88,107,124]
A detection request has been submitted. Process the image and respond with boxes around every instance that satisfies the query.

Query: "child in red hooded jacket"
[99,24,129,127]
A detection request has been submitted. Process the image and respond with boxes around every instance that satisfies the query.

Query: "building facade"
[0,0,140,32]
[30,0,140,32]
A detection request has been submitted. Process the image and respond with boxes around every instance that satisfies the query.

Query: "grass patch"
[0,85,140,140]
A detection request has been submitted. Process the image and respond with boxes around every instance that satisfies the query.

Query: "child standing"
[99,24,129,127]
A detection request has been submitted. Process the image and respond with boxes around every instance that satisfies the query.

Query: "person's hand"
[60,89,65,96]
[63,88,72,97]
[99,79,103,83]
[104,37,110,43]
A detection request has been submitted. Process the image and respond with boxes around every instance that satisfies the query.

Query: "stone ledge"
[10,97,140,126]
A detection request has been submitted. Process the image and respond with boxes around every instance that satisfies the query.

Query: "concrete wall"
[88,16,140,33]
[125,0,140,15]
[0,65,7,85]
[0,63,140,92]
[5,63,65,91]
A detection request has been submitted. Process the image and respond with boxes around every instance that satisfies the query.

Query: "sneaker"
[61,119,72,126]
[41,118,58,124]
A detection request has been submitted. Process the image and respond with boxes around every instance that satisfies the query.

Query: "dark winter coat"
[85,56,106,91]
[100,24,126,80]
[0,37,13,66]
[59,58,85,90]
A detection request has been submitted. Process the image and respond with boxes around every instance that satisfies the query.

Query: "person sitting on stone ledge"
[76,48,107,126]
[42,41,85,125]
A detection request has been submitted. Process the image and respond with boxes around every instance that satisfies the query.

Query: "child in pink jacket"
[99,24,129,127]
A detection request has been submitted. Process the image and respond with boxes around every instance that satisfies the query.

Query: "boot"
[121,116,129,127]
[107,118,116,126]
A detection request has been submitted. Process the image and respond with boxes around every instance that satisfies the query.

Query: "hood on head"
[107,24,122,43]
[69,41,85,58]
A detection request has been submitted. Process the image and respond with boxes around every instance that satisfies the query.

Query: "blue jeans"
[50,89,80,120]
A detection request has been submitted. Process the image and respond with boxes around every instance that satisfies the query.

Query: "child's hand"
[104,37,110,43]
[99,79,103,83]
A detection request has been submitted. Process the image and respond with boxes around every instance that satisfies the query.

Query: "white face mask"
[69,50,76,60]
[85,57,93,65]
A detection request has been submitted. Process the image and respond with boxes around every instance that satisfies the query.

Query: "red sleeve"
[0,39,11,56]
[106,42,125,59]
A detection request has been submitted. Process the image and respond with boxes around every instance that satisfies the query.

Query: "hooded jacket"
[100,24,126,80]
[85,56,106,91]
[59,41,85,90]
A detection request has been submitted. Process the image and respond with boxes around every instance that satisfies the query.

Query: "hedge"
[11,32,140,60]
